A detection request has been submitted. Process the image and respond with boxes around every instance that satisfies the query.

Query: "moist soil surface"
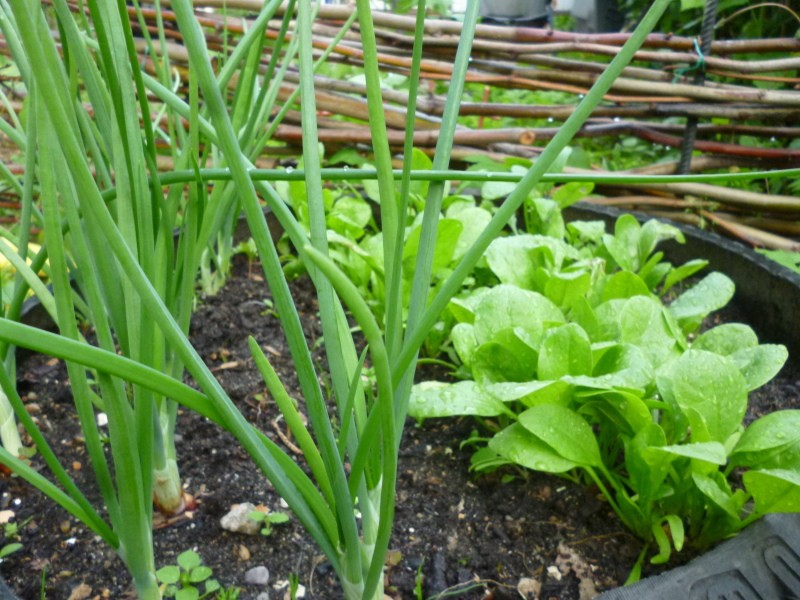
[2,254,799,600]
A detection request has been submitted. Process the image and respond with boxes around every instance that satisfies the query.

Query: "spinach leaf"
[409,381,512,419]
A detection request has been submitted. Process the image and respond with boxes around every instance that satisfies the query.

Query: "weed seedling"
[156,550,220,600]
[0,515,30,560]
[249,509,290,536]
[288,573,301,599]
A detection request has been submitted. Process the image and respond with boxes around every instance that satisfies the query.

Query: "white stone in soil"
[220,502,261,535]
[245,565,270,586]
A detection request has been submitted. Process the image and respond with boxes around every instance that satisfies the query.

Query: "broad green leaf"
[663,259,708,292]
[567,220,605,245]
[407,147,433,197]
[568,344,653,392]
[481,179,517,201]
[486,235,571,289]
[664,515,684,552]
[177,550,202,570]
[485,380,570,406]
[448,288,490,324]
[625,424,670,507]
[638,219,683,265]
[472,285,564,347]
[526,197,565,239]
[472,336,536,383]
[448,206,492,261]
[692,324,758,356]
[538,323,592,380]
[601,271,651,302]
[489,423,579,473]
[189,566,212,583]
[744,469,800,514]
[692,473,741,520]
[757,249,800,274]
[362,169,381,202]
[469,446,512,473]
[451,323,478,365]
[619,296,678,367]
[603,214,641,271]
[409,381,510,419]
[327,195,371,239]
[668,272,735,333]
[0,543,21,558]
[683,406,714,445]
[268,512,291,524]
[730,345,788,391]
[647,441,727,465]
[328,147,369,167]
[544,269,592,311]
[361,232,384,267]
[660,350,747,443]
[156,566,181,585]
[552,182,594,208]
[578,389,652,434]
[594,299,626,341]
[176,589,199,600]
[205,580,221,593]
[637,252,671,290]
[402,219,462,275]
[486,236,540,289]
[681,0,704,10]
[651,515,684,565]
[731,410,800,469]
[518,404,602,466]
[570,297,600,340]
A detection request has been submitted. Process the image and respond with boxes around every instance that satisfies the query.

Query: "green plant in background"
[622,0,800,39]
[757,249,800,274]
[0,0,730,598]
[410,211,794,577]
[156,550,221,600]
[279,149,497,357]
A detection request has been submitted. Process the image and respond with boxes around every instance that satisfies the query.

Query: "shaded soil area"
[2,255,799,600]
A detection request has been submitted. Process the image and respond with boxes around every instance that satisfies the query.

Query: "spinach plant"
[411,212,793,576]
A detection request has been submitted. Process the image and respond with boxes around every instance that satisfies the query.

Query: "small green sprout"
[288,573,301,600]
[156,550,220,600]
[0,515,30,560]
[249,509,290,536]
[414,560,425,600]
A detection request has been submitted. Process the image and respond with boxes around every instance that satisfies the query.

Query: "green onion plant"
[0,0,697,598]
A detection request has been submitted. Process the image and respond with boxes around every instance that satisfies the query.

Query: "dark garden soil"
[2,254,799,600]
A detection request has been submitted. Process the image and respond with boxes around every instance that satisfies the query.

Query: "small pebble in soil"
[245,565,270,586]
[517,577,541,599]
[236,544,251,560]
[220,502,261,535]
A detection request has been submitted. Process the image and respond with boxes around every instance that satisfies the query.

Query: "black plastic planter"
[598,513,800,600]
